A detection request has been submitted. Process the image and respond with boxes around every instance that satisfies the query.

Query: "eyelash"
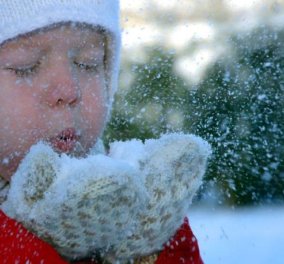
[7,61,99,78]
[73,61,99,73]
[7,61,41,78]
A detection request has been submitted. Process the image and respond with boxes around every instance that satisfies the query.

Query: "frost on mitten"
[1,142,146,260]
[1,133,210,263]
[106,133,211,261]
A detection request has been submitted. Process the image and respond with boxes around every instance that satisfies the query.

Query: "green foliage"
[104,47,188,142]
[104,27,284,206]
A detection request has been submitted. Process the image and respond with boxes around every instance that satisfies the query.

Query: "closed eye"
[74,61,99,72]
[6,61,41,77]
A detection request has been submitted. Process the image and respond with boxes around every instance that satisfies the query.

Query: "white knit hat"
[0,0,121,102]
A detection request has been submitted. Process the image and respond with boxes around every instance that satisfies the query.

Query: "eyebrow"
[0,47,44,67]
[0,23,108,68]
[0,34,46,61]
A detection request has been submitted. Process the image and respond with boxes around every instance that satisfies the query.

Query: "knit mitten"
[1,142,146,260]
[105,133,211,262]
[2,133,211,263]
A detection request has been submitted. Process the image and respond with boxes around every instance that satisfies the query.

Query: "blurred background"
[103,1,284,262]
[105,0,284,207]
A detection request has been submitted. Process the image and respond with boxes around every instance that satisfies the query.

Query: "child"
[0,1,207,263]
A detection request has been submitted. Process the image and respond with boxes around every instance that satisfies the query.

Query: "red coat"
[0,210,203,264]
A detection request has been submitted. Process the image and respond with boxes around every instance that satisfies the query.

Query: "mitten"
[1,142,146,261]
[2,133,211,263]
[105,133,211,261]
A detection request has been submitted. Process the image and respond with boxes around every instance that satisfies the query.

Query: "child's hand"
[1,142,146,261]
[103,133,211,262]
[1,133,211,263]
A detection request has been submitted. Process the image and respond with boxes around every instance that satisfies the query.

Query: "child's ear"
[22,142,60,205]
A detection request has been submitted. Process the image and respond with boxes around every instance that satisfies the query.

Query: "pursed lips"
[49,127,80,153]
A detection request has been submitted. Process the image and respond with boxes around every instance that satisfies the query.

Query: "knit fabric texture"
[0,0,121,103]
[133,253,159,264]
[0,210,67,264]
[2,142,145,261]
[0,210,203,264]
[0,178,8,205]
[2,133,211,263]
[106,134,210,262]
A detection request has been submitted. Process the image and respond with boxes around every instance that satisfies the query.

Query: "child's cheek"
[0,112,39,180]
[0,81,44,179]
[79,78,108,147]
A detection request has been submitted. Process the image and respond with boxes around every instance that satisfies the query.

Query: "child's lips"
[49,128,79,153]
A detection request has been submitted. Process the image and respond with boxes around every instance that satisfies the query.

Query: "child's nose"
[44,59,80,107]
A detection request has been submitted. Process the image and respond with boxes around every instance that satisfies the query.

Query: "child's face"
[0,24,108,180]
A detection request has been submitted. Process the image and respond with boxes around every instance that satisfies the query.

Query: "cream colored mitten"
[1,142,146,260]
[2,133,211,263]
[105,133,211,262]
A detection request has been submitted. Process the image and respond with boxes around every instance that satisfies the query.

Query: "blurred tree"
[104,47,188,141]
[104,27,284,206]
[187,27,284,205]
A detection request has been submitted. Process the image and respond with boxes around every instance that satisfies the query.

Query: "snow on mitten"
[1,142,146,261]
[106,133,211,261]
